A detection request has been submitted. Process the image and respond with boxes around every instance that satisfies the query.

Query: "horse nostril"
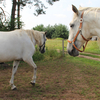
[68,50,72,55]
[41,50,45,53]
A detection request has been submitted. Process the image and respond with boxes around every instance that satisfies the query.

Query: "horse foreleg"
[24,57,37,86]
[10,61,20,90]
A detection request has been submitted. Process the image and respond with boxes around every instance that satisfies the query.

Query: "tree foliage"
[16,0,59,16]
[0,0,59,31]
[33,24,69,39]
[33,24,44,31]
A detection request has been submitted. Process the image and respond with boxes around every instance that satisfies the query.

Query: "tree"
[0,7,11,31]
[17,0,59,29]
[52,24,69,39]
[10,0,16,30]
[14,0,59,30]
[33,24,45,31]
[33,24,69,39]
[17,0,20,29]
[44,25,55,38]
[0,0,59,30]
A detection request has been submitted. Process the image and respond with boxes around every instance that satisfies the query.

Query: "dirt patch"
[78,54,100,61]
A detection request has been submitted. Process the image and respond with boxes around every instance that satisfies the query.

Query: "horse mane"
[79,6,100,13]
[25,30,34,43]
[25,29,45,45]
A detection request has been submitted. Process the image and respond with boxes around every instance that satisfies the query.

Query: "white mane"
[79,6,100,12]
[25,29,45,46]
[78,6,100,18]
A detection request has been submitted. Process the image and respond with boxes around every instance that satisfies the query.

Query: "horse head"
[39,31,47,53]
[67,5,93,56]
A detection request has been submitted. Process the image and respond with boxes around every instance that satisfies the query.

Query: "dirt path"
[78,54,100,61]
[63,50,100,61]
[57,49,100,61]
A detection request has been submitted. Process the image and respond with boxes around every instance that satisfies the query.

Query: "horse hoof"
[12,87,17,90]
[11,86,17,90]
[30,82,35,86]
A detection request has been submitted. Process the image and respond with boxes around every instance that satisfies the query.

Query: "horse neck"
[25,30,36,46]
[84,11,100,37]
[33,31,41,46]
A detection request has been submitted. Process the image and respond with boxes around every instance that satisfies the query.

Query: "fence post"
[62,39,64,56]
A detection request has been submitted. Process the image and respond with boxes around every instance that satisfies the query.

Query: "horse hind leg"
[10,61,20,90]
[23,57,37,86]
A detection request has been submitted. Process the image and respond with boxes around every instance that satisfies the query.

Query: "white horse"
[67,5,100,56]
[0,29,47,90]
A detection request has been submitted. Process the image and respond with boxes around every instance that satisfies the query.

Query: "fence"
[46,39,67,56]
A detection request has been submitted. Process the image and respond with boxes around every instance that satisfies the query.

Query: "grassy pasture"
[0,39,100,100]
[84,41,100,54]
[46,39,67,51]
[46,39,100,54]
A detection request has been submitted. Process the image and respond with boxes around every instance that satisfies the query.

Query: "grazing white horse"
[67,5,100,56]
[0,29,47,90]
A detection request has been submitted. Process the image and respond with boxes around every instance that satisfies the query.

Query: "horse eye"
[70,24,74,28]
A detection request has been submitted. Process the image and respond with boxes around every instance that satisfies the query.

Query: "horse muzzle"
[40,49,45,53]
[39,46,45,54]
[67,43,79,57]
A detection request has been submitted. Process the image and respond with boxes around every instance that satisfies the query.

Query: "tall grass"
[46,39,67,51]
[33,47,63,61]
[84,41,100,54]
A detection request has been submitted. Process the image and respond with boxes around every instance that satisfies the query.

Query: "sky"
[1,0,100,29]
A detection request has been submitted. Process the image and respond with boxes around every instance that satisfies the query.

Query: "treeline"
[0,22,69,39]
[33,24,69,39]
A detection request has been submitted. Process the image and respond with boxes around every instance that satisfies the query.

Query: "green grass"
[33,48,63,61]
[46,39,100,54]
[83,41,100,54]
[46,39,67,51]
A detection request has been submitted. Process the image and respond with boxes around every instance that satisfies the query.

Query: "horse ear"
[72,5,79,16]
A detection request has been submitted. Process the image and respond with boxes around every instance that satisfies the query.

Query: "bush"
[33,50,44,61]
[33,47,62,61]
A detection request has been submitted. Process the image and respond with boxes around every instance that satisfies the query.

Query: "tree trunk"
[11,0,16,30]
[17,0,20,29]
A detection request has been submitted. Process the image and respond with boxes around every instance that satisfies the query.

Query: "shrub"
[33,24,69,39]
[33,47,62,61]
[33,51,44,61]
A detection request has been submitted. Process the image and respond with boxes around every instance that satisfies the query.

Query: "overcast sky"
[1,0,100,29]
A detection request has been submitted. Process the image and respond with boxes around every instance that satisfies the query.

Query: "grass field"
[46,39,100,54]
[0,39,100,100]
[84,41,100,54]
[46,39,67,51]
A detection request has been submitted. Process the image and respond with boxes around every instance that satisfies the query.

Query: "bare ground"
[78,52,100,61]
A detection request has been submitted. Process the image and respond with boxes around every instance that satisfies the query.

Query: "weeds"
[33,47,63,61]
